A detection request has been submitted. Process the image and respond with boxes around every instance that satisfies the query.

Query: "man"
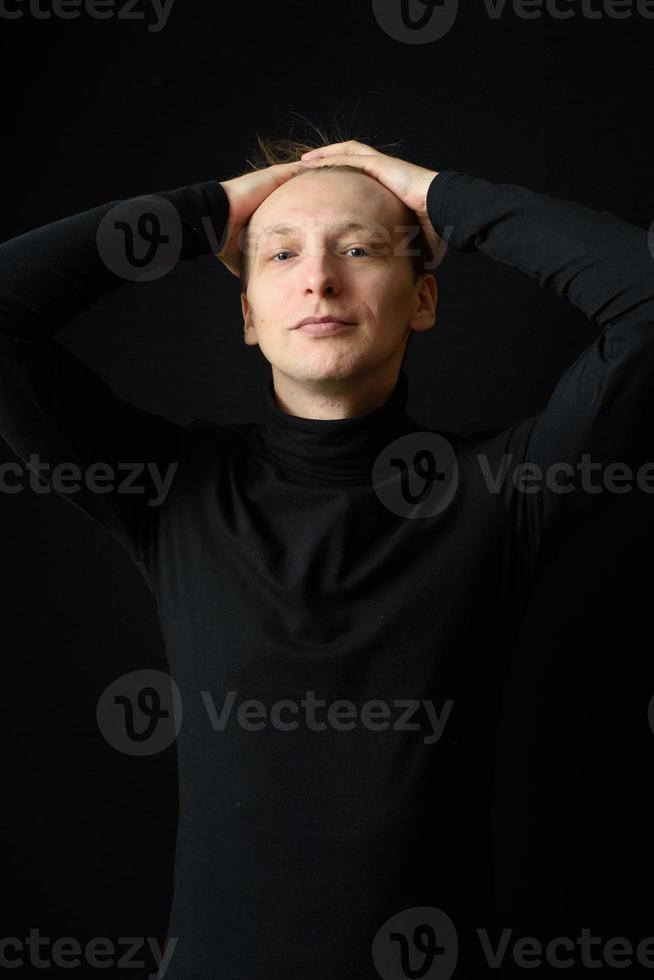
[1,136,652,978]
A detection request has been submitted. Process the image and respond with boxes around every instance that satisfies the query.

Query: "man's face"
[240,170,436,385]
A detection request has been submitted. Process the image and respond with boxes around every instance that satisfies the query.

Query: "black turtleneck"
[252,369,420,486]
[1,169,652,978]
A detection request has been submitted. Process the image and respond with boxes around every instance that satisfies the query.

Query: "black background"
[1,0,654,976]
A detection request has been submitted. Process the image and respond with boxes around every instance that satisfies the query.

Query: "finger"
[301,141,377,160]
[269,161,315,189]
[302,154,387,188]
[302,153,376,170]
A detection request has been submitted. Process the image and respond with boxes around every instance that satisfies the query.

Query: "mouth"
[295,320,356,337]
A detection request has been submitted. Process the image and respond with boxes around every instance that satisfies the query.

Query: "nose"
[301,248,341,296]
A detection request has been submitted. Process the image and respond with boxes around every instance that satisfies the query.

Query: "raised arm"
[0,179,230,567]
[426,170,654,330]
[0,160,310,569]
[426,170,654,578]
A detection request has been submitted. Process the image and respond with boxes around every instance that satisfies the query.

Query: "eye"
[269,245,372,264]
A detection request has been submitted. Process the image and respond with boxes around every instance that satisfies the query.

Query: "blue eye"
[271,246,370,263]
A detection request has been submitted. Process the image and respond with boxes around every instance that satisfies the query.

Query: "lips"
[294,315,355,329]
[296,320,356,337]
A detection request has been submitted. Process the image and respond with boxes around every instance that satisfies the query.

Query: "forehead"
[248,170,409,240]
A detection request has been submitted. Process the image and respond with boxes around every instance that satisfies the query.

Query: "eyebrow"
[260,221,376,238]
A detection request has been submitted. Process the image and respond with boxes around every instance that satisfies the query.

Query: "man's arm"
[426,170,654,579]
[0,180,230,566]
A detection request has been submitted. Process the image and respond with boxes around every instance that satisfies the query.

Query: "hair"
[235,113,433,299]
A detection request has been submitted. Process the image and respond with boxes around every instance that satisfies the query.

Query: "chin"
[271,343,381,381]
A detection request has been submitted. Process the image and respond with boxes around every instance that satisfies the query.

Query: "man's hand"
[300,140,446,267]
[217,162,312,277]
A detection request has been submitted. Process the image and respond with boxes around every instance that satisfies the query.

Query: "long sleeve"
[0,179,230,568]
[426,170,654,579]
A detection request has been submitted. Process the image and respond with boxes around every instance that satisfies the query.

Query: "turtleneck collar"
[252,369,418,486]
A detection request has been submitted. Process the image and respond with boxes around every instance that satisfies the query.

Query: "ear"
[408,274,437,333]
[240,292,258,346]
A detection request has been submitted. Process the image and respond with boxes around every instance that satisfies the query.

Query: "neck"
[254,367,417,487]
[270,360,405,421]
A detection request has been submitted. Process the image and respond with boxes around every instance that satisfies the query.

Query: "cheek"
[247,283,282,320]
[365,268,414,306]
